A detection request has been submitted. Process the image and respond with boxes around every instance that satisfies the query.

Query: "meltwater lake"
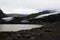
[0,24,43,31]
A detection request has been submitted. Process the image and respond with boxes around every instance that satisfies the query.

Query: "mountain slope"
[26,10,55,19]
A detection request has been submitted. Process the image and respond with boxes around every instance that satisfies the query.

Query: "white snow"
[2,17,13,21]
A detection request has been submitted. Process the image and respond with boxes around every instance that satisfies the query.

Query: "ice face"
[21,20,30,23]
[2,17,14,21]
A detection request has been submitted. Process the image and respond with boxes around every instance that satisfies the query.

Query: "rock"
[0,21,60,40]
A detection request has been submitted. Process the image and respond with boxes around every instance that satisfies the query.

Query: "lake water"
[0,24,43,31]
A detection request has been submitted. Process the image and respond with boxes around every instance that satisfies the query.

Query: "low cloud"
[0,0,60,14]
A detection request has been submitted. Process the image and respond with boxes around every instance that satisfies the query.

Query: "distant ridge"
[7,14,28,17]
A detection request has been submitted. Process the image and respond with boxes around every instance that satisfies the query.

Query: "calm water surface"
[0,24,43,31]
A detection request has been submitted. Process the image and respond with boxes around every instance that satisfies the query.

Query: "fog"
[0,0,60,14]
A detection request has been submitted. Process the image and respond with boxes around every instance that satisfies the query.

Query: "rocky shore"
[0,21,60,40]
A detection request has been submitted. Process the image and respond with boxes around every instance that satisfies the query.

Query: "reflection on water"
[0,24,43,31]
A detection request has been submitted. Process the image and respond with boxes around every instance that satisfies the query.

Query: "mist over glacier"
[0,0,60,14]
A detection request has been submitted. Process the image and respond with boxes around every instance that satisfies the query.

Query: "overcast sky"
[0,0,60,14]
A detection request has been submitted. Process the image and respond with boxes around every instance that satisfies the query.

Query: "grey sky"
[0,0,60,14]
